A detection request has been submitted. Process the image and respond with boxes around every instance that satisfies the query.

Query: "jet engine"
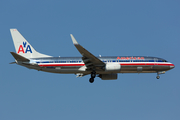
[99,73,118,80]
[105,63,121,71]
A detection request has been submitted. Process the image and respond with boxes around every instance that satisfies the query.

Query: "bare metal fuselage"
[17,56,174,75]
[10,29,175,82]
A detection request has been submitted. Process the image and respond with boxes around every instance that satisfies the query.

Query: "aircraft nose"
[170,64,175,69]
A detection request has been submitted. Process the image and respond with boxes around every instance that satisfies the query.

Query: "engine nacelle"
[105,63,121,71]
[99,74,118,80]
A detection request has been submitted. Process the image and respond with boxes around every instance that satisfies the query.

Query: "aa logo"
[17,42,32,53]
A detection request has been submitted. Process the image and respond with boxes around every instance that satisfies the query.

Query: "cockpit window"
[162,59,167,62]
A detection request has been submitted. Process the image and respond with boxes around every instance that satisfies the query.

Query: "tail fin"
[10,29,51,58]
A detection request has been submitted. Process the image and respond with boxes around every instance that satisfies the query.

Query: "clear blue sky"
[0,0,180,120]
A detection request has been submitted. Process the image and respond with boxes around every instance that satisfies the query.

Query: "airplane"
[10,29,175,83]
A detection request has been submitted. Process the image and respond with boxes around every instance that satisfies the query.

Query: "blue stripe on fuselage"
[32,56,168,64]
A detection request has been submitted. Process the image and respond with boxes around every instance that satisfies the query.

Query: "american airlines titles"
[117,57,144,60]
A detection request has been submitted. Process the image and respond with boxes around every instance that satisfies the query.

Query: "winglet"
[70,34,78,45]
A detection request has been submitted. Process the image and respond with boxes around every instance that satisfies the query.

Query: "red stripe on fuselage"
[38,63,174,67]
[39,64,84,67]
[120,63,174,66]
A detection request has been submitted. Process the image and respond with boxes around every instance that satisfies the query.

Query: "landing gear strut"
[156,72,160,79]
[156,71,165,79]
[89,71,96,83]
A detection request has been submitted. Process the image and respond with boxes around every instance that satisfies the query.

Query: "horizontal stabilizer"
[10,52,29,62]
[9,62,16,64]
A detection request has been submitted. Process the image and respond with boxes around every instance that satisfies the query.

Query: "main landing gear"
[89,71,96,83]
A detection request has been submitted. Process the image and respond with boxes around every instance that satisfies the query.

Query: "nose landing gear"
[156,71,165,79]
[156,72,160,79]
[156,75,160,79]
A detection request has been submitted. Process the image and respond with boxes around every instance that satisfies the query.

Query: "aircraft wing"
[70,34,105,71]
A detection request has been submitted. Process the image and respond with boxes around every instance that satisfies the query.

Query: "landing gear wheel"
[89,71,96,83]
[89,78,94,83]
[91,71,96,78]
[156,76,160,79]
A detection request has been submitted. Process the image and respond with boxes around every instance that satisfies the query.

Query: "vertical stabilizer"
[10,29,51,58]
